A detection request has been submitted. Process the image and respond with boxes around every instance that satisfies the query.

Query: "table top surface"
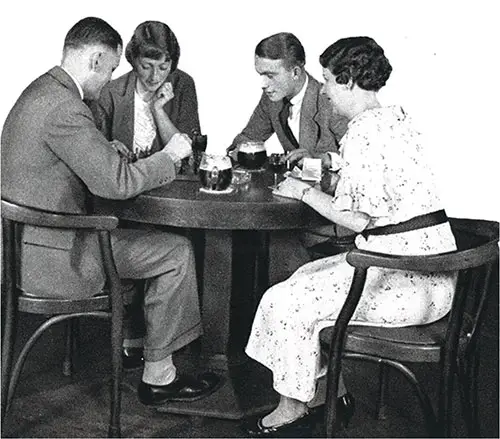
[95,169,329,230]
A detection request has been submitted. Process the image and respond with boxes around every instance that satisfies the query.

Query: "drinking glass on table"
[268,153,286,187]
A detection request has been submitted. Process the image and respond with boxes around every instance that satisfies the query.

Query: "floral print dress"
[245,106,458,403]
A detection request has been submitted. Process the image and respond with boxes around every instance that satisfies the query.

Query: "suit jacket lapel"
[299,74,321,148]
[112,72,136,148]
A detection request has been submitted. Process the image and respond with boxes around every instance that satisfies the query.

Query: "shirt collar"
[61,67,84,100]
[290,74,308,108]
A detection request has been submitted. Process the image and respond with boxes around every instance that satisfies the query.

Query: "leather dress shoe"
[138,372,221,406]
[242,412,315,438]
[122,347,144,370]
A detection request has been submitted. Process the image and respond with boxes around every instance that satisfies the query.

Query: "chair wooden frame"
[322,218,499,437]
[1,199,124,437]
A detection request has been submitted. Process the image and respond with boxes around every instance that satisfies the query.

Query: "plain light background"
[0,0,498,221]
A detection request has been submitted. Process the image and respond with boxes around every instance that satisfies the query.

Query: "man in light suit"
[1,17,219,406]
[228,33,351,267]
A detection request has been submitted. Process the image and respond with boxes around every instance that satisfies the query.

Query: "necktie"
[278,98,300,150]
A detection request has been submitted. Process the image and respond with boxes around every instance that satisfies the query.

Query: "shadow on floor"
[2,302,498,439]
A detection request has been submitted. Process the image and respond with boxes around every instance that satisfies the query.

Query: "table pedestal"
[157,229,279,419]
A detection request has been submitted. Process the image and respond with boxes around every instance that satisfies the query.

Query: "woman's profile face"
[321,67,349,116]
[134,54,171,94]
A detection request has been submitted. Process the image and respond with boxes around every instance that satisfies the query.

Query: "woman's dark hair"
[255,32,305,70]
[319,37,392,91]
[125,21,180,72]
[64,17,122,52]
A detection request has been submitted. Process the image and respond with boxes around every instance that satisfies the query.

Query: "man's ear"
[89,51,102,72]
[292,66,302,79]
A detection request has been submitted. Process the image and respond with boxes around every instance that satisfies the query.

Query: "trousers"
[111,228,202,362]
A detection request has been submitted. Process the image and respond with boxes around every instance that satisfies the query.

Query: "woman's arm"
[151,83,180,145]
[302,187,370,232]
[273,177,371,232]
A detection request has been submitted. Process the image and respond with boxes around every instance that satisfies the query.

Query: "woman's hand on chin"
[152,82,174,109]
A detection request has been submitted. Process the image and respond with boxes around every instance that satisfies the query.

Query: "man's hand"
[153,82,174,111]
[285,148,312,167]
[110,139,135,162]
[272,176,314,201]
[162,132,192,163]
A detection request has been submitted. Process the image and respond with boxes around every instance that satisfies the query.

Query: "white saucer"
[199,186,235,194]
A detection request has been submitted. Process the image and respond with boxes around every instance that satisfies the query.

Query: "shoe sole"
[139,376,224,406]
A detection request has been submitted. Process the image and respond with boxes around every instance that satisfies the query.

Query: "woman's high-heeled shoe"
[241,411,315,438]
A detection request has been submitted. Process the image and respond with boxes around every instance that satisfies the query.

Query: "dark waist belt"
[361,209,448,238]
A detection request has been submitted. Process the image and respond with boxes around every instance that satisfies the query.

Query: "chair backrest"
[1,198,122,305]
[344,217,498,369]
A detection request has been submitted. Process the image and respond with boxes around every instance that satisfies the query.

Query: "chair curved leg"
[345,353,438,436]
[1,291,17,419]
[108,307,123,438]
[459,350,480,437]
[62,318,81,377]
[376,362,389,420]
[439,355,456,437]
[7,312,109,411]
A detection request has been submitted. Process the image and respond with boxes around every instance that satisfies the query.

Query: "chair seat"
[320,317,448,363]
[18,292,110,314]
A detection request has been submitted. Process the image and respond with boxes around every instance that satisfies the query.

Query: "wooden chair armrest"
[346,240,498,273]
[2,199,118,230]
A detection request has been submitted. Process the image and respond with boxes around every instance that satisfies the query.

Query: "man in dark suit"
[228,32,348,166]
[228,33,351,266]
[1,17,218,406]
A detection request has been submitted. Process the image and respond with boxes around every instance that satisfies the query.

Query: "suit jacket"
[231,73,349,155]
[90,69,201,153]
[1,66,176,298]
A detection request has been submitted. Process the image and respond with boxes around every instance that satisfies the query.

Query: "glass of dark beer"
[268,153,286,187]
[237,141,267,170]
[199,153,233,191]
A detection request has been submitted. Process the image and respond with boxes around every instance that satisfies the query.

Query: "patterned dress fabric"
[245,106,458,402]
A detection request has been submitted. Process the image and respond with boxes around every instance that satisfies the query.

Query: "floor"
[1,235,498,438]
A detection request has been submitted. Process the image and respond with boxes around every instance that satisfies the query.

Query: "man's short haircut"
[125,21,180,73]
[255,32,305,70]
[64,17,122,52]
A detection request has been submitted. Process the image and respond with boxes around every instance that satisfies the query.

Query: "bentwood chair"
[320,218,499,437]
[1,199,124,437]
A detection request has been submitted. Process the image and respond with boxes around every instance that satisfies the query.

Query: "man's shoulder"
[305,73,323,95]
[102,71,134,96]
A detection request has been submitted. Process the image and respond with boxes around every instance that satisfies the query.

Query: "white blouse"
[133,90,156,155]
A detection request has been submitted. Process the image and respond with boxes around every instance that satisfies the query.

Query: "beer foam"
[199,154,232,171]
[239,142,265,153]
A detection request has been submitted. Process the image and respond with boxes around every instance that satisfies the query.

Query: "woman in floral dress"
[243,36,457,437]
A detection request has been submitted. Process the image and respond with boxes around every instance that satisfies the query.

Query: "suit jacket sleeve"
[44,98,176,199]
[230,92,275,149]
[170,73,201,136]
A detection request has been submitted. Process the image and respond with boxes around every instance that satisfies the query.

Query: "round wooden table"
[95,170,328,419]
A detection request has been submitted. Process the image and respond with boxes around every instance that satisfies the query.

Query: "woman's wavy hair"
[319,37,392,91]
[125,21,180,72]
